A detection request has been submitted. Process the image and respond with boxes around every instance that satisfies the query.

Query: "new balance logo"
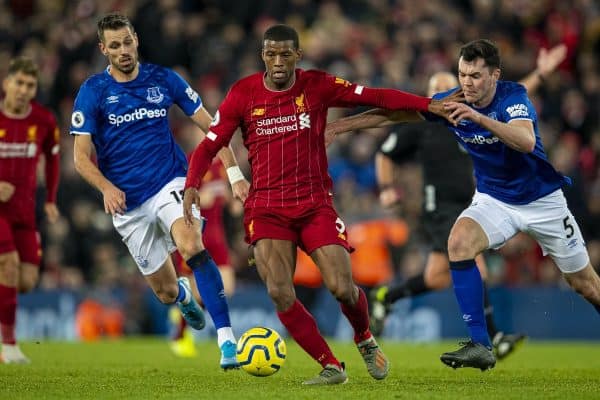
[299,112,311,129]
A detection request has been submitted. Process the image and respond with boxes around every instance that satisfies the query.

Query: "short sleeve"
[70,81,99,136]
[167,69,203,116]
[498,85,534,123]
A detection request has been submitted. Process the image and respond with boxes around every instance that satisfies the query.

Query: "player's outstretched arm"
[324,109,421,147]
[519,44,567,94]
[190,107,249,202]
[73,134,126,215]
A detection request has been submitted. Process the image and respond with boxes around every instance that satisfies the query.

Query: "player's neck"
[263,73,296,92]
[0,99,31,118]
[108,63,140,83]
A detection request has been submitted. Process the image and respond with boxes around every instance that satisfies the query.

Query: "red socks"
[0,284,17,345]
[277,299,340,368]
[340,287,372,343]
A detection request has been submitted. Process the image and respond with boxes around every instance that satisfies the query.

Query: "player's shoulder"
[139,62,171,80]
[229,72,264,93]
[79,69,111,95]
[496,80,527,100]
[299,68,334,83]
[29,101,56,124]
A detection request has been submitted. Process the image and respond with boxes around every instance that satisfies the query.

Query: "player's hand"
[379,187,403,208]
[44,202,60,223]
[444,101,481,126]
[537,44,567,78]
[231,179,250,203]
[183,187,201,227]
[428,89,464,122]
[0,181,15,202]
[101,184,126,215]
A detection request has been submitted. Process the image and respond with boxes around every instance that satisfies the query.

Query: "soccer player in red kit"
[0,57,60,363]
[183,24,459,384]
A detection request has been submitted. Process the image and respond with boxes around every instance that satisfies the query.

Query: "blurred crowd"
[1,0,600,315]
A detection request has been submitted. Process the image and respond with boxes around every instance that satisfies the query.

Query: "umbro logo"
[107,95,119,104]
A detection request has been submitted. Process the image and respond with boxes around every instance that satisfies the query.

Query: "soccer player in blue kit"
[70,13,249,370]
[436,39,600,370]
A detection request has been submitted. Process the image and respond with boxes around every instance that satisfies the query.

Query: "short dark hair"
[7,56,38,79]
[459,39,501,70]
[97,13,135,43]
[263,24,299,49]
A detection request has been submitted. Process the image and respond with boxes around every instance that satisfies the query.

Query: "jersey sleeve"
[70,80,100,136]
[167,69,203,116]
[42,112,60,203]
[498,85,534,123]
[315,71,431,112]
[185,84,244,189]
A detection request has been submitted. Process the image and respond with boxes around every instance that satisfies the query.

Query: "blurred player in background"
[169,159,237,358]
[70,13,249,370]
[0,57,60,363]
[183,24,460,384]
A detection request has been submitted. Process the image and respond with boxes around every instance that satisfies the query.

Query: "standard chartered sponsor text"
[108,107,167,127]
[256,114,300,135]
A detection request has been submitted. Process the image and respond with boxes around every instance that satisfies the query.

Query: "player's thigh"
[453,192,518,253]
[12,225,40,290]
[524,191,589,273]
[309,244,353,291]
[253,239,297,289]
[152,177,203,257]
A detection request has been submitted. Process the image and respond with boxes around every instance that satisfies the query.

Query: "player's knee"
[267,284,295,309]
[329,282,354,304]
[154,283,179,304]
[19,274,38,293]
[569,277,599,303]
[0,256,19,283]
[176,238,204,261]
[447,233,476,261]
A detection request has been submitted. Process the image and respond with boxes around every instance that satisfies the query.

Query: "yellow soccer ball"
[236,327,286,376]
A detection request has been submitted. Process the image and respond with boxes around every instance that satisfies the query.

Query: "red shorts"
[0,215,41,265]
[243,203,353,254]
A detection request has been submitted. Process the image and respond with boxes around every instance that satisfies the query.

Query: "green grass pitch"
[0,338,598,399]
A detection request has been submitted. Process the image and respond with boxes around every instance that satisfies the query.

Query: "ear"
[98,42,108,56]
[492,68,501,81]
[296,48,303,61]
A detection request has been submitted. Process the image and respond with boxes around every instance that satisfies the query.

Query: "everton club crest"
[146,87,164,104]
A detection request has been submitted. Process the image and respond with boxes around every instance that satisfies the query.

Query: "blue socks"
[450,259,491,347]
[187,250,231,329]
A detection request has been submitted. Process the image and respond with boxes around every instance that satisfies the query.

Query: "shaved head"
[427,72,458,97]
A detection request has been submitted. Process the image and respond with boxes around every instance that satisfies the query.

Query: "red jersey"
[0,101,60,223]
[186,69,430,208]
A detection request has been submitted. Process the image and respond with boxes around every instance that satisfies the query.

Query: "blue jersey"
[70,63,202,210]
[429,80,570,205]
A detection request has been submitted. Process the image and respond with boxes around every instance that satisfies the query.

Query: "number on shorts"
[170,190,185,204]
[563,216,574,238]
